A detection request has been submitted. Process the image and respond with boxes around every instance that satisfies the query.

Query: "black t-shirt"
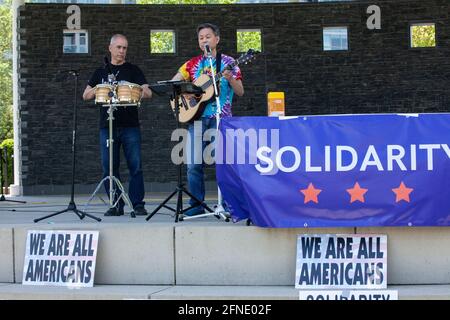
[87,62,148,128]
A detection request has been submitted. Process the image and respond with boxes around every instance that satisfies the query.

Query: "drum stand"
[84,102,136,218]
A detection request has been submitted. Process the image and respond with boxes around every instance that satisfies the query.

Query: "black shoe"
[104,207,124,216]
[134,205,148,216]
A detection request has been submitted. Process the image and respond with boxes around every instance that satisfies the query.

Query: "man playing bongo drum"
[83,34,152,216]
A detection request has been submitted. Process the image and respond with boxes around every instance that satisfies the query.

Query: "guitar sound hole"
[189,97,198,107]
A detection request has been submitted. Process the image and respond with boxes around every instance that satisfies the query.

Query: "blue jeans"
[100,127,145,209]
[186,118,217,206]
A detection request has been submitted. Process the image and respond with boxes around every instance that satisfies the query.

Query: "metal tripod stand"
[145,80,214,223]
[84,101,136,218]
[34,70,100,223]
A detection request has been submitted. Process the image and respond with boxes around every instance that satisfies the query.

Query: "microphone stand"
[34,70,101,223]
[183,46,230,221]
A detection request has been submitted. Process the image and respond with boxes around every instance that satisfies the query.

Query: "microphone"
[204,44,212,57]
[55,69,79,81]
[68,70,79,76]
[58,69,79,75]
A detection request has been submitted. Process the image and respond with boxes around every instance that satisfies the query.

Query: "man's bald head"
[110,34,128,45]
[109,34,128,65]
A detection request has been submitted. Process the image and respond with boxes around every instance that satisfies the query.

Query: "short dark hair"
[196,23,220,37]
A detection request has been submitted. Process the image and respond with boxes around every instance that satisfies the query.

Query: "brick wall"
[17,0,450,194]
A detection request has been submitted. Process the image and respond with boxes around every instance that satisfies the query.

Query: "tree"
[0,138,13,188]
[0,0,13,143]
[411,24,436,48]
[150,31,175,54]
[138,0,236,4]
[237,30,262,53]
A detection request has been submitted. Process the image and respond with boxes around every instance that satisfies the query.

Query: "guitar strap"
[216,51,222,92]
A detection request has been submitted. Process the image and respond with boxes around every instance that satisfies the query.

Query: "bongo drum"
[117,81,143,104]
[95,84,114,104]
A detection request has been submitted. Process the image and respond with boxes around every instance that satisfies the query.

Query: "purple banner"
[216,114,450,227]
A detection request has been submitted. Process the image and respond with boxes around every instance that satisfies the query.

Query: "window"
[323,27,348,51]
[410,23,436,48]
[150,30,176,54]
[237,29,262,53]
[63,30,88,54]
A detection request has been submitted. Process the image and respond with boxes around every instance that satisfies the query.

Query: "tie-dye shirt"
[178,54,242,118]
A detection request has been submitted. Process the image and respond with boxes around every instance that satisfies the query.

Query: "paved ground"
[0,193,244,226]
[0,283,449,300]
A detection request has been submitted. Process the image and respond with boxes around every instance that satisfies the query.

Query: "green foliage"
[0,138,13,187]
[0,1,13,143]
[411,24,436,48]
[0,138,13,150]
[138,0,236,4]
[237,30,262,53]
[151,31,175,54]
[0,102,13,142]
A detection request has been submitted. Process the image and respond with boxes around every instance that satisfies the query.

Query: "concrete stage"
[0,193,449,300]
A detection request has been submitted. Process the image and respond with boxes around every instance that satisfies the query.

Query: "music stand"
[34,70,100,223]
[145,80,214,223]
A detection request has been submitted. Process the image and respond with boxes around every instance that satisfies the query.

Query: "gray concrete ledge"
[2,196,450,287]
[176,226,354,286]
[13,224,175,285]
[0,284,449,300]
[151,286,300,300]
[0,228,14,283]
[360,227,450,284]
[0,284,170,300]
[390,285,450,300]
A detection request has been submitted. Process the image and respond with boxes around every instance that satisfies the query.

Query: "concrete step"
[2,223,450,286]
[2,196,450,287]
[0,284,449,300]
[0,283,169,300]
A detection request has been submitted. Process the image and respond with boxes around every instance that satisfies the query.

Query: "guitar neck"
[216,61,238,79]
[200,62,237,91]
[200,51,256,90]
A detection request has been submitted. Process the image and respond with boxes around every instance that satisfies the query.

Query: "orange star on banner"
[392,181,414,203]
[346,182,368,203]
[300,183,322,204]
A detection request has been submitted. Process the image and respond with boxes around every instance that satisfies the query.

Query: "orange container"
[267,92,285,116]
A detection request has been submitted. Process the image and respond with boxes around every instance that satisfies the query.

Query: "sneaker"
[134,205,148,216]
[183,206,205,217]
[104,207,124,216]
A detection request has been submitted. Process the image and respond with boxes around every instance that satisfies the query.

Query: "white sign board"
[300,290,398,300]
[23,230,99,287]
[295,234,387,289]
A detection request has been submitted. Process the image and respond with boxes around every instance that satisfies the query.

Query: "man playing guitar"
[171,23,244,217]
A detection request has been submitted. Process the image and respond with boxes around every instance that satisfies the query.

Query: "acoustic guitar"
[170,49,259,123]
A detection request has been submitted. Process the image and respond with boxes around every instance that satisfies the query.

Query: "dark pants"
[186,118,217,206]
[100,127,145,209]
